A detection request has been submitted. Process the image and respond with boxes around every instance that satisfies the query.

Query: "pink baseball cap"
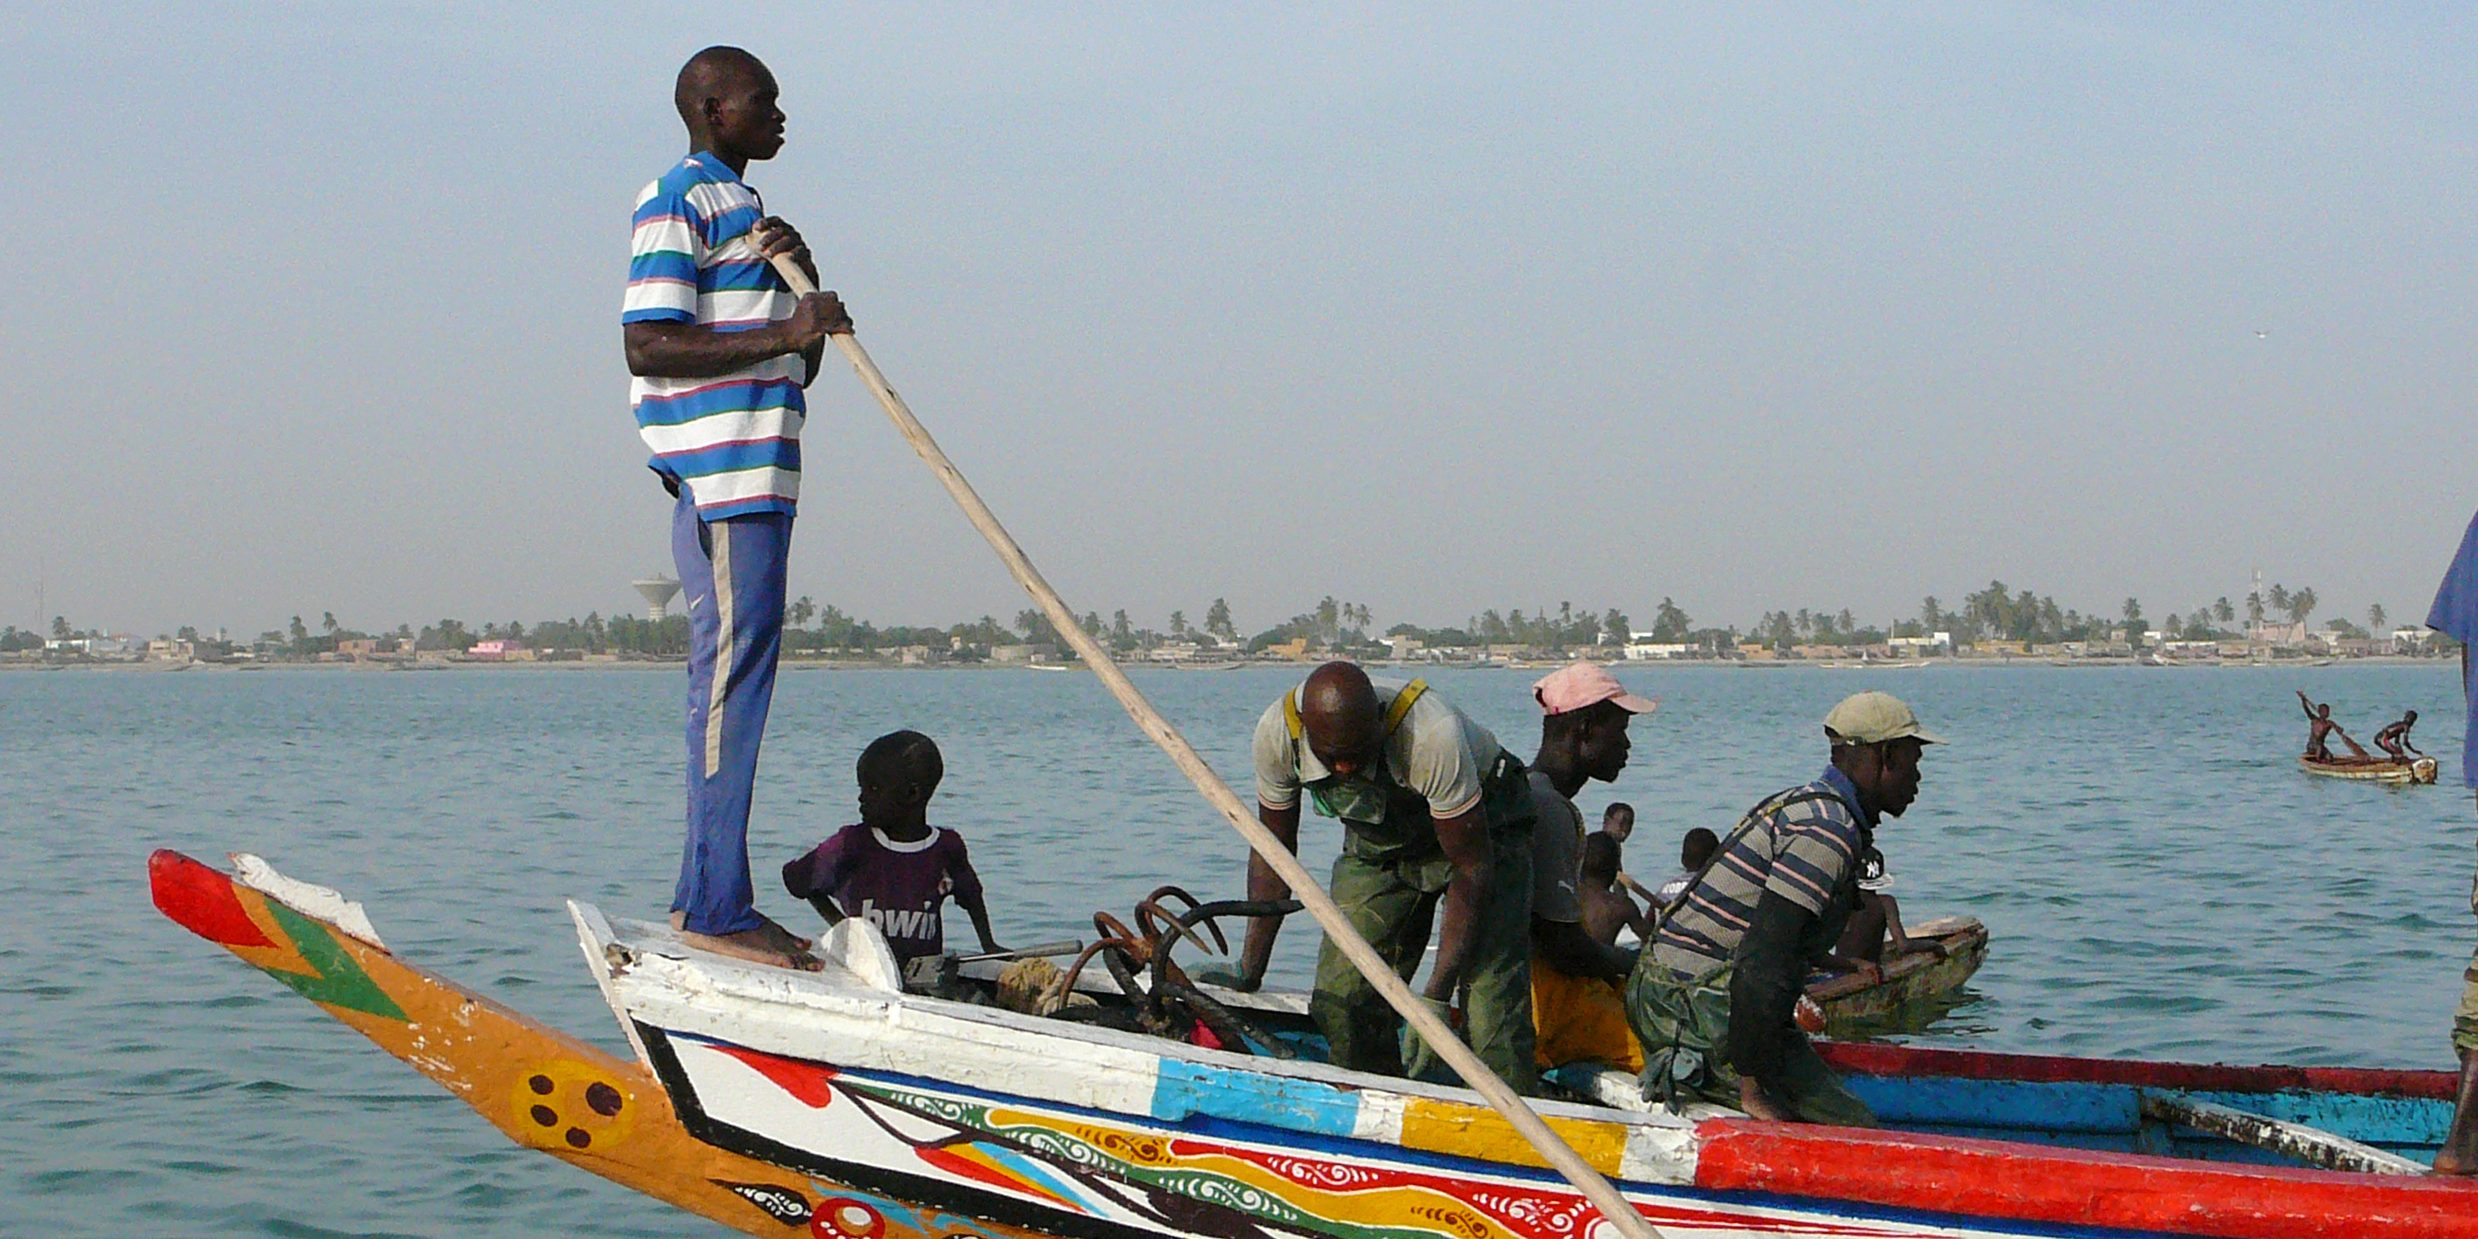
[1532,661,1659,716]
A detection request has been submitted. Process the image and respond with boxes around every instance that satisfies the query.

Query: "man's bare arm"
[1234,802,1302,990]
[1423,805,1494,1003]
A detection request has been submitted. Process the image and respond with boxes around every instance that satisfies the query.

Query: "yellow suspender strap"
[1283,677,1429,743]
[1383,679,1429,736]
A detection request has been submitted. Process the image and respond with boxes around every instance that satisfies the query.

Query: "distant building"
[466,639,535,662]
[1263,637,1311,660]
[1622,640,1691,660]
[1384,635,1424,661]
[1888,632,1951,655]
[988,643,1055,665]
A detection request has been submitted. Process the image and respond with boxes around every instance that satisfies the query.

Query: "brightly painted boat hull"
[153,851,2478,1239]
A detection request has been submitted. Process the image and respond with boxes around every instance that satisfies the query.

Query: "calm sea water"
[4,662,2472,1236]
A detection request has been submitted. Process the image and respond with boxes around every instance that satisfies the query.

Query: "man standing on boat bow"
[624,46,852,970]
[1628,691,1939,1125]
[1232,662,1541,1092]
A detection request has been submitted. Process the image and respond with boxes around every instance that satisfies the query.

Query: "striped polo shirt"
[623,151,809,520]
[1652,767,1869,975]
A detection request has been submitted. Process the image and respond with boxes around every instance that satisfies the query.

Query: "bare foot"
[1738,1079,1794,1123]
[2437,1149,2476,1175]
[669,911,822,971]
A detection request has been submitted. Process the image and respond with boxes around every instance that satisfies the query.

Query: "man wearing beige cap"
[1627,690,1938,1125]
[1524,662,1658,1075]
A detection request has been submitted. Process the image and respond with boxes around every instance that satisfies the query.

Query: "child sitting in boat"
[1650,828,1720,911]
[1578,833,1654,945]
[1823,847,1946,983]
[781,730,1004,969]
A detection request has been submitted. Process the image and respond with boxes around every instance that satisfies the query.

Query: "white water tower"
[632,575,682,621]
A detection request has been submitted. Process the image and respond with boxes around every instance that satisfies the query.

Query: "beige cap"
[1823,691,1944,746]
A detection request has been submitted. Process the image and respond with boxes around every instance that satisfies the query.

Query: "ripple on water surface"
[4,663,2472,1235]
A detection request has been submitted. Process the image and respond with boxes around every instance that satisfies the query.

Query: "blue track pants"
[669,490,791,935]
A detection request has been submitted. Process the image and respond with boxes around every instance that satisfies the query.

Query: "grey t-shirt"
[1525,770,1585,924]
[1251,678,1500,820]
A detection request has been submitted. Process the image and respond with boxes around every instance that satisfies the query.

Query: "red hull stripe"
[148,849,275,949]
[711,1042,840,1107]
[1818,1041,2458,1102]
[1695,1118,2478,1239]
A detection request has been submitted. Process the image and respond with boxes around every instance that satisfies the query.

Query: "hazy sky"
[11,4,2476,639]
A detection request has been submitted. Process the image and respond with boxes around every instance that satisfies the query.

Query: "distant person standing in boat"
[1233,662,1541,1090]
[781,731,1003,970]
[1628,691,1940,1126]
[624,46,852,970]
[2297,690,2369,762]
[2422,509,2478,1174]
[1524,663,1658,1075]
[2373,711,2424,762]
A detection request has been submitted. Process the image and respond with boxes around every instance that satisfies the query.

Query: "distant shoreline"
[1,654,2454,674]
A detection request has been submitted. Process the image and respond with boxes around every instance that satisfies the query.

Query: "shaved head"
[671,46,786,166]
[675,46,766,125]
[1299,661,1381,770]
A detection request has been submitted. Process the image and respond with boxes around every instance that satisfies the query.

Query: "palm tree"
[2288,587,2316,626]
[2368,603,2388,635]
[2214,597,2235,624]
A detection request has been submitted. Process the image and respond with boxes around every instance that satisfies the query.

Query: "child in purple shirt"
[782,730,1002,965]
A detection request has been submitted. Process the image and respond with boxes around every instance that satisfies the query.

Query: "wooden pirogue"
[154,849,2478,1239]
[1805,915,1988,1033]
[2298,755,2440,785]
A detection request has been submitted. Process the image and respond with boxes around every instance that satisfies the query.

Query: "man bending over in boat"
[2373,710,2423,763]
[781,731,1003,977]
[1627,691,1939,1126]
[2422,510,2478,1173]
[1232,662,1541,1091]
[625,46,852,970]
[1524,663,1658,1075]
[2297,690,2370,762]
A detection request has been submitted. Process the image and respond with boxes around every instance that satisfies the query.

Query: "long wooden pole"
[768,259,1661,1239]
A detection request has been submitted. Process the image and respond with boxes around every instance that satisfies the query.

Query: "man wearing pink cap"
[1525,662,1658,1075]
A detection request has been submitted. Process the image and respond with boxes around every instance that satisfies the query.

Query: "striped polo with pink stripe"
[624,151,809,520]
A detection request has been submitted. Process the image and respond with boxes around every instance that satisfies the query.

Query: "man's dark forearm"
[625,321,808,378]
[1727,891,1816,1084]
[1537,919,1632,981]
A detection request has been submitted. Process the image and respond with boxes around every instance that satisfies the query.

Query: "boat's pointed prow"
[150,848,276,949]
[148,848,947,1238]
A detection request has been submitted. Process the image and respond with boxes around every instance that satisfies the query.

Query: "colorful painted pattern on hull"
[654,1031,2024,1239]
[147,850,1053,1239]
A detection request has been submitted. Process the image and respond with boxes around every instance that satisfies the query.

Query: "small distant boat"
[2299,755,2439,785]
[1806,915,1989,1032]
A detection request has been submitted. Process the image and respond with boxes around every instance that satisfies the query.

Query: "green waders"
[1625,957,1875,1127]
[1305,752,1538,1094]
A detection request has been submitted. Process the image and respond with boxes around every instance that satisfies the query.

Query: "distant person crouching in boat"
[1627,691,1940,1126]
[1232,662,1541,1091]
[1598,801,1662,907]
[1524,662,1658,1075]
[625,47,852,971]
[780,731,1004,977]
[1821,846,1948,984]
[1651,828,1721,915]
[2421,509,2478,1173]
[2297,690,2370,762]
[2373,711,2424,763]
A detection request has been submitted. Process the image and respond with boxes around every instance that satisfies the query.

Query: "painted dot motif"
[508,1060,636,1153]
